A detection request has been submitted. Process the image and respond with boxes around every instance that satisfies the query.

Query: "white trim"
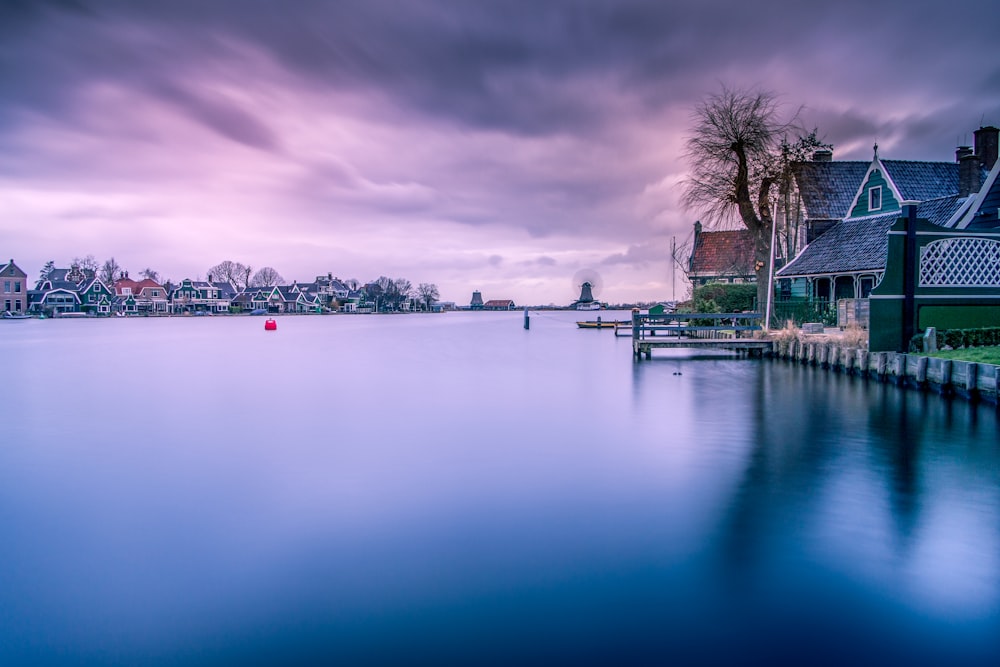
[868,185,883,212]
[871,294,1000,299]
[846,157,905,219]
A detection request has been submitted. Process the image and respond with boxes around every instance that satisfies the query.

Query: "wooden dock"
[629,311,773,361]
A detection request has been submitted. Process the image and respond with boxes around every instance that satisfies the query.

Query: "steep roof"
[689,229,754,275]
[778,195,961,278]
[793,161,869,220]
[880,159,962,202]
[1,259,27,278]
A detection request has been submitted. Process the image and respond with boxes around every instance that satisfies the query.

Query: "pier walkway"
[627,311,773,360]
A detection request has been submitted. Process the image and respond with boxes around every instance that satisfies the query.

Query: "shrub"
[692,283,756,313]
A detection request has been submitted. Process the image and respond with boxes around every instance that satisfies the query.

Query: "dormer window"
[869,186,882,211]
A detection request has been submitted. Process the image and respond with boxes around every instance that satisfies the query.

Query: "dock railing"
[628,310,769,360]
[630,311,763,340]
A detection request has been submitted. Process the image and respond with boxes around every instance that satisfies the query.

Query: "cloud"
[1,0,999,305]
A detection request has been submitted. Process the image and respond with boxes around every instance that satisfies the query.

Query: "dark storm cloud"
[3,0,999,144]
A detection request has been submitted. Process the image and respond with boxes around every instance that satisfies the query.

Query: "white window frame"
[869,186,882,211]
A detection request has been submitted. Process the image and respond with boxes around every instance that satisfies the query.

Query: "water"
[1,311,998,666]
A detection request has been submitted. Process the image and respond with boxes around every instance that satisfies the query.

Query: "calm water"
[1,311,999,666]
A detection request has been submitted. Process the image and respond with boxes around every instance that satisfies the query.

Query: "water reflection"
[1,317,999,665]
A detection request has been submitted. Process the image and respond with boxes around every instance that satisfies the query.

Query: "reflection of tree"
[711,366,845,580]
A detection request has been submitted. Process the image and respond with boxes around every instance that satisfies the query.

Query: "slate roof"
[778,195,962,278]
[879,159,963,202]
[689,229,755,275]
[793,161,869,220]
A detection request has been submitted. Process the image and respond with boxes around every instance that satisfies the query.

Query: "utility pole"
[671,236,676,301]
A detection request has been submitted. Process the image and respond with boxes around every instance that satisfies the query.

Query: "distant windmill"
[571,269,603,310]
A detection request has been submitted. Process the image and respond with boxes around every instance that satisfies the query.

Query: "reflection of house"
[777,128,997,301]
[687,221,755,285]
[483,299,516,310]
[1,259,28,314]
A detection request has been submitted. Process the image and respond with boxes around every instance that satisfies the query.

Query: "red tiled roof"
[483,299,514,307]
[689,229,755,276]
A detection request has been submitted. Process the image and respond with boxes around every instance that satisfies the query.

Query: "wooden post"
[523,306,530,330]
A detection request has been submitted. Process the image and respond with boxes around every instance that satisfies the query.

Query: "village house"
[169,277,236,314]
[1,258,28,314]
[686,221,756,286]
[113,272,169,314]
[29,263,93,315]
[776,127,998,301]
[483,299,516,311]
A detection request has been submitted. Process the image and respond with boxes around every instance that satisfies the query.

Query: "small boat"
[2,311,32,320]
[250,308,267,316]
[576,319,628,329]
[264,318,277,331]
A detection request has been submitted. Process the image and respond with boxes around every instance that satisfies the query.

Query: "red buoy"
[264,318,277,331]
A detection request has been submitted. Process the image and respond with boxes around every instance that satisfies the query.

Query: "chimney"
[974,126,999,171]
[960,153,983,197]
[811,149,833,162]
[956,145,973,162]
[208,273,213,283]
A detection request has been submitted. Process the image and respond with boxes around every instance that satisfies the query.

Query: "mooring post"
[524,306,529,330]
[632,308,641,361]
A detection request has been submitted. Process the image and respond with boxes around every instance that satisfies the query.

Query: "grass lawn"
[926,346,1000,364]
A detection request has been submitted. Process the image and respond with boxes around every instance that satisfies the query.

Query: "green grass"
[926,346,1000,364]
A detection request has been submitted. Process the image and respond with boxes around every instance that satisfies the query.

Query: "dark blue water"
[2,312,998,665]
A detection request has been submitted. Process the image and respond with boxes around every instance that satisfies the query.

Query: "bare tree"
[683,86,820,314]
[139,267,160,282]
[417,283,440,310]
[208,260,252,290]
[73,254,100,273]
[99,257,122,285]
[250,266,284,287]
[344,278,360,291]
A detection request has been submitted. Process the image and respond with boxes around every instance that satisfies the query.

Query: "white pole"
[765,202,778,331]
[671,236,676,301]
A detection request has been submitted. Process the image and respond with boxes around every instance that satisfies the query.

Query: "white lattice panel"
[920,237,1000,287]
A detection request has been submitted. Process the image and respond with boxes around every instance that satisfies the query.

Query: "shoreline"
[768,337,999,405]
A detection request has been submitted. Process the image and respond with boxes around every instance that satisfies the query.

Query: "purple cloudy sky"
[2,0,998,305]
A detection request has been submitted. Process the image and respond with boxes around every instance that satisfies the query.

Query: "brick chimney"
[956,145,973,162]
[959,154,982,197]
[974,126,999,171]
[811,149,833,162]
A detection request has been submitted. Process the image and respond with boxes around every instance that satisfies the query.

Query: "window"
[14,281,20,292]
[3,281,9,293]
[868,186,882,211]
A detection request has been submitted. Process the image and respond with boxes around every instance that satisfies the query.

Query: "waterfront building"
[1,258,28,314]
[483,299,516,311]
[687,221,756,286]
[29,263,95,315]
[169,277,236,314]
[777,127,998,301]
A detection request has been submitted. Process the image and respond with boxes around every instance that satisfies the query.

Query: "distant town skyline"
[2,0,999,305]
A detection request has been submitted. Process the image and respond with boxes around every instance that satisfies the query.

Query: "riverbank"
[769,335,999,405]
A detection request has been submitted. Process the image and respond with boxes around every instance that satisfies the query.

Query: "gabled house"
[77,277,114,314]
[170,278,235,313]
[687,221,756,286]
[113,273,169,314]
[1,258,28,314]
[483,299,516,310]
[776,130,996,302]
[28,263,96,315]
